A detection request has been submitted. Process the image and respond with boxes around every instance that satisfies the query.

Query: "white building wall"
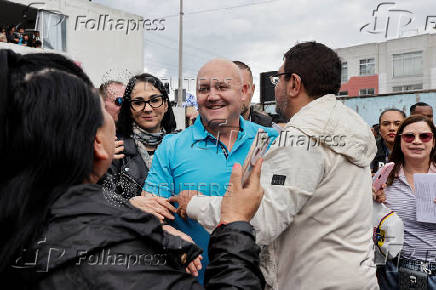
[6,0,144,86]
[384,34,427,90]
[337,43,379,79]
[336,33,436,94]
[172,107,186,131]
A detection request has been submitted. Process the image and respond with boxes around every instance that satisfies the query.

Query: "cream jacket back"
[187,94,379,289]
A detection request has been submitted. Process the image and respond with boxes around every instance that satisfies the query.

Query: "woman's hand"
[113,138,125,160]
[129,192,176,223]
[162,225,203,277]
[372,184,387,203]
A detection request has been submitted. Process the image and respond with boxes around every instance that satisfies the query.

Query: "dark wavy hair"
[0,49,102,275]
[284,42,341,99]
[117,73,176,137]
[387,115,436,185]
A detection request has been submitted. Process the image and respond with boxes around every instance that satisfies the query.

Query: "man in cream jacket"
[171,42,379,289]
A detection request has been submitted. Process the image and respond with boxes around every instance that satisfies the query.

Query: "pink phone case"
[373,162,395,191]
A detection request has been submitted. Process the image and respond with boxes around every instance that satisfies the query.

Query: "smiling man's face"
[196,59,244,129]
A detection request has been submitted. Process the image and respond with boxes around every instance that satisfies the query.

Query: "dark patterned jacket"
[9,184,265,290]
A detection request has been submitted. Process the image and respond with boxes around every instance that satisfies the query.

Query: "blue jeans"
[377,260,436,290]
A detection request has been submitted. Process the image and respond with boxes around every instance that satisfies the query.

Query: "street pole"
[177,0,183,106]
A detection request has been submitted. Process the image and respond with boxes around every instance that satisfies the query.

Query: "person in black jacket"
[0,49,265,289]
[103,73,177,200]
[370,108,405,173]
[233,60,273,127]
[101,73,182,234]
[6,25,20,43]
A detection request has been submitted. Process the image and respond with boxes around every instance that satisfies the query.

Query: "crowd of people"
[1,40,436,290]
[370,103,436,289]
[0,25,41,48]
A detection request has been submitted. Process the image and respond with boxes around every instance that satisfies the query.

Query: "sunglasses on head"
[400,132,434,143]
[114,97,123,106]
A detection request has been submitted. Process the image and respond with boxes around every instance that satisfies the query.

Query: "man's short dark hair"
[99,80,123,100]
[379,108,406,124]
[410,102,432,114]
[233,60,253,82]
[283,42,341,99]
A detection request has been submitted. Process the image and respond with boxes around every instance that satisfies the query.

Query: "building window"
[36,10,67,52]
[392,84,423,92]
[393,51,423,78]
[341,62,348,83]
[338,91,348,96]
[359,88,375,95]
[359,58,375,76]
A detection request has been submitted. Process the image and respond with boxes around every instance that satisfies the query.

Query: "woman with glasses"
[103,73,177,204]
[375,115,436,289]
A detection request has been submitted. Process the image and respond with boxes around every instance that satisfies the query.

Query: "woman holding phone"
[374,115,436,289]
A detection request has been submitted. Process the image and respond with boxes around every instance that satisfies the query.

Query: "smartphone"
[241,129,270,185]
[272,122,284,133]
[373,162,395,191]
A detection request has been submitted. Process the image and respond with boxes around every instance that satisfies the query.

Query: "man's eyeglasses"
[269,72,291,86]
[130,95,164,111]
[114,97,123,107]
[400,132,434,143]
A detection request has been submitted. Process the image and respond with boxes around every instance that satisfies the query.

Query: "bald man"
[99,81,125,122]
[142,59,278,283]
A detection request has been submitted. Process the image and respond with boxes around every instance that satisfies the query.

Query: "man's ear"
[94,130,110,161]
[286,73,302,97]
[241,83,249,96]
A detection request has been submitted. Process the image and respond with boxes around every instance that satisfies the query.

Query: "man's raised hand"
[220,159,264,224]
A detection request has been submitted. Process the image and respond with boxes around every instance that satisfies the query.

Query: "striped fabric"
[384,165,436,261]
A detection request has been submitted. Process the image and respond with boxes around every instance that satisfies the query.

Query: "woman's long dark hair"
[0,49,103,273]
[117,73,176,137]
[387,115,436,185]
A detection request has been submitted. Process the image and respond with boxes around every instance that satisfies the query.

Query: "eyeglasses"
[400,132,434,143]
[130,95,164,111]
[269,72,291,86]
[114,97,123,106]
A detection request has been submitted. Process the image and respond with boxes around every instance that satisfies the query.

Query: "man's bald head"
[197,59,243,86]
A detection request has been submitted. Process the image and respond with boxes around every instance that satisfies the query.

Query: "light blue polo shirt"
[144,116,278,284]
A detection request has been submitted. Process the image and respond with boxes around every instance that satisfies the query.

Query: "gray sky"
[93,0,436,102]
